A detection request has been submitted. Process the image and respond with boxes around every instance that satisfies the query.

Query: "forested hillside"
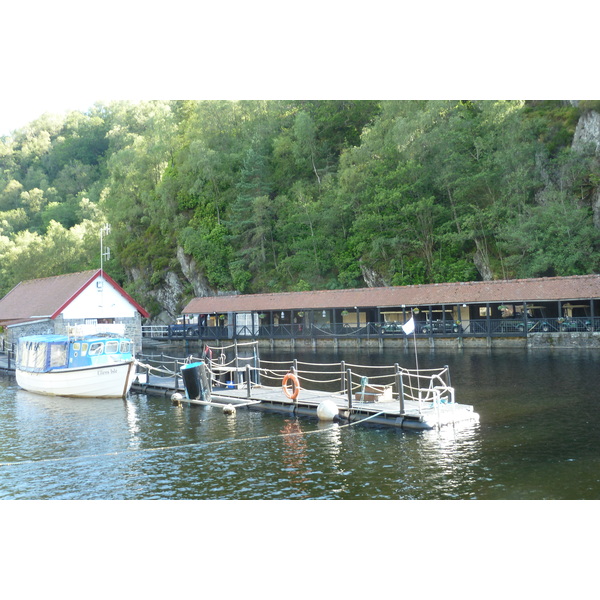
[1,100,599,320]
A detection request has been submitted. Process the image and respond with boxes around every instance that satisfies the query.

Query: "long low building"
[179,274,600,342]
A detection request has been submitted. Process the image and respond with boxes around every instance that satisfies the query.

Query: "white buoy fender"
[317,400,339,421]
[223,404,236,416]
[171,392,183,405]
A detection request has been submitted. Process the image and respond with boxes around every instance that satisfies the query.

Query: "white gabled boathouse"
[0,269,149,350]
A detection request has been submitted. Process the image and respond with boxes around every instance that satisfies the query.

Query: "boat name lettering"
[97,368,119,376]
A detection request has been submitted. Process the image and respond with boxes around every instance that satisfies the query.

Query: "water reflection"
[223,407,238,437]
[281,419,310,496]
[317,421,343,465]
[124,398,141,449]
[419,422,483,499]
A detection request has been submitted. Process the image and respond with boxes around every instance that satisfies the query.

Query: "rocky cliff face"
[130,246,216,323]
[573,109,600,154]
[176,245,214,297]
[572,109,600,229]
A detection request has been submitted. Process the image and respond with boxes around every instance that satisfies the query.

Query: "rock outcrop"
[572,109,600,228]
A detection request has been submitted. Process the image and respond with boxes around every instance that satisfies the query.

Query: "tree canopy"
[1,100,599,316]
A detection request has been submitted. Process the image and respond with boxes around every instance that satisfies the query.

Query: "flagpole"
[412,308,419,373]
[412,327,419,373]
[402,311,420,407]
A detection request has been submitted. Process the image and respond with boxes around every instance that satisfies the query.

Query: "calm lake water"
[1,345,599,500]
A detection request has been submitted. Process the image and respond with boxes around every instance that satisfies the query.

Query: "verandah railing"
[143,316,600,341]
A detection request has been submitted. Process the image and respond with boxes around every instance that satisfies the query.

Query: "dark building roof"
[0,269,149,326]
[183,274,600,314]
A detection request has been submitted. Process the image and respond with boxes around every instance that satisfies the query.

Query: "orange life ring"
[282,372,300,400]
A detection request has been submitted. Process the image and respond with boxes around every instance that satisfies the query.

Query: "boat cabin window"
[71,342,89,355]
[49,343,68,368]
[105,340,119,354]
[120,341,131,354]
[18,341,47,370]
[88,342,104,355]
[17,340,67,370]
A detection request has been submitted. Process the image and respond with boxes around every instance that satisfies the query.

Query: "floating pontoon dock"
[133,342,479,431]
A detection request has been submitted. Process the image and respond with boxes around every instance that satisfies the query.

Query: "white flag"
[402,317,415,335]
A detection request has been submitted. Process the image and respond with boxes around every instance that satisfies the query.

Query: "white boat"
[15,333,137,398]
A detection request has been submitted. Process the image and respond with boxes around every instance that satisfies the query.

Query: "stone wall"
[6,320,54,344]
[527,332,600,349]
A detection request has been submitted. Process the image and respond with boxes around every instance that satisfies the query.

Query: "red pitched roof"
[0,270,149,324]
[182,274,600,314]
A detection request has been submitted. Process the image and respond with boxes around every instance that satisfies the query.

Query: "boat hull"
[16,360,136,398]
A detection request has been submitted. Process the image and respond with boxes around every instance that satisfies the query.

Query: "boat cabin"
[17,333,134,373]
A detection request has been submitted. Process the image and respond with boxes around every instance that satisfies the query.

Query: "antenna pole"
[100,223,111,273]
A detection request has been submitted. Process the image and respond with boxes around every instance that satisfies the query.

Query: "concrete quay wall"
[156,332,600,352]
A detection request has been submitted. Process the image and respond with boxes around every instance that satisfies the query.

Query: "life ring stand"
[282,372,300,400]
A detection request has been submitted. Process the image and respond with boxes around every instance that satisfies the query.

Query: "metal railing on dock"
[0,339,15,374]
[137,341,455,416]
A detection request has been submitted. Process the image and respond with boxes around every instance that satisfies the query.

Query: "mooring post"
[253,343,260,386]
[174,360,179,390]
[346,368,353,410]
[234,340,239,386]
[340,360,346,395]
[395,363,404,414]
[206,358,213,392]
[246,364,252,400]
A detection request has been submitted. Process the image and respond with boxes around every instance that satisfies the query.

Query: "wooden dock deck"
[132,370,479,431]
